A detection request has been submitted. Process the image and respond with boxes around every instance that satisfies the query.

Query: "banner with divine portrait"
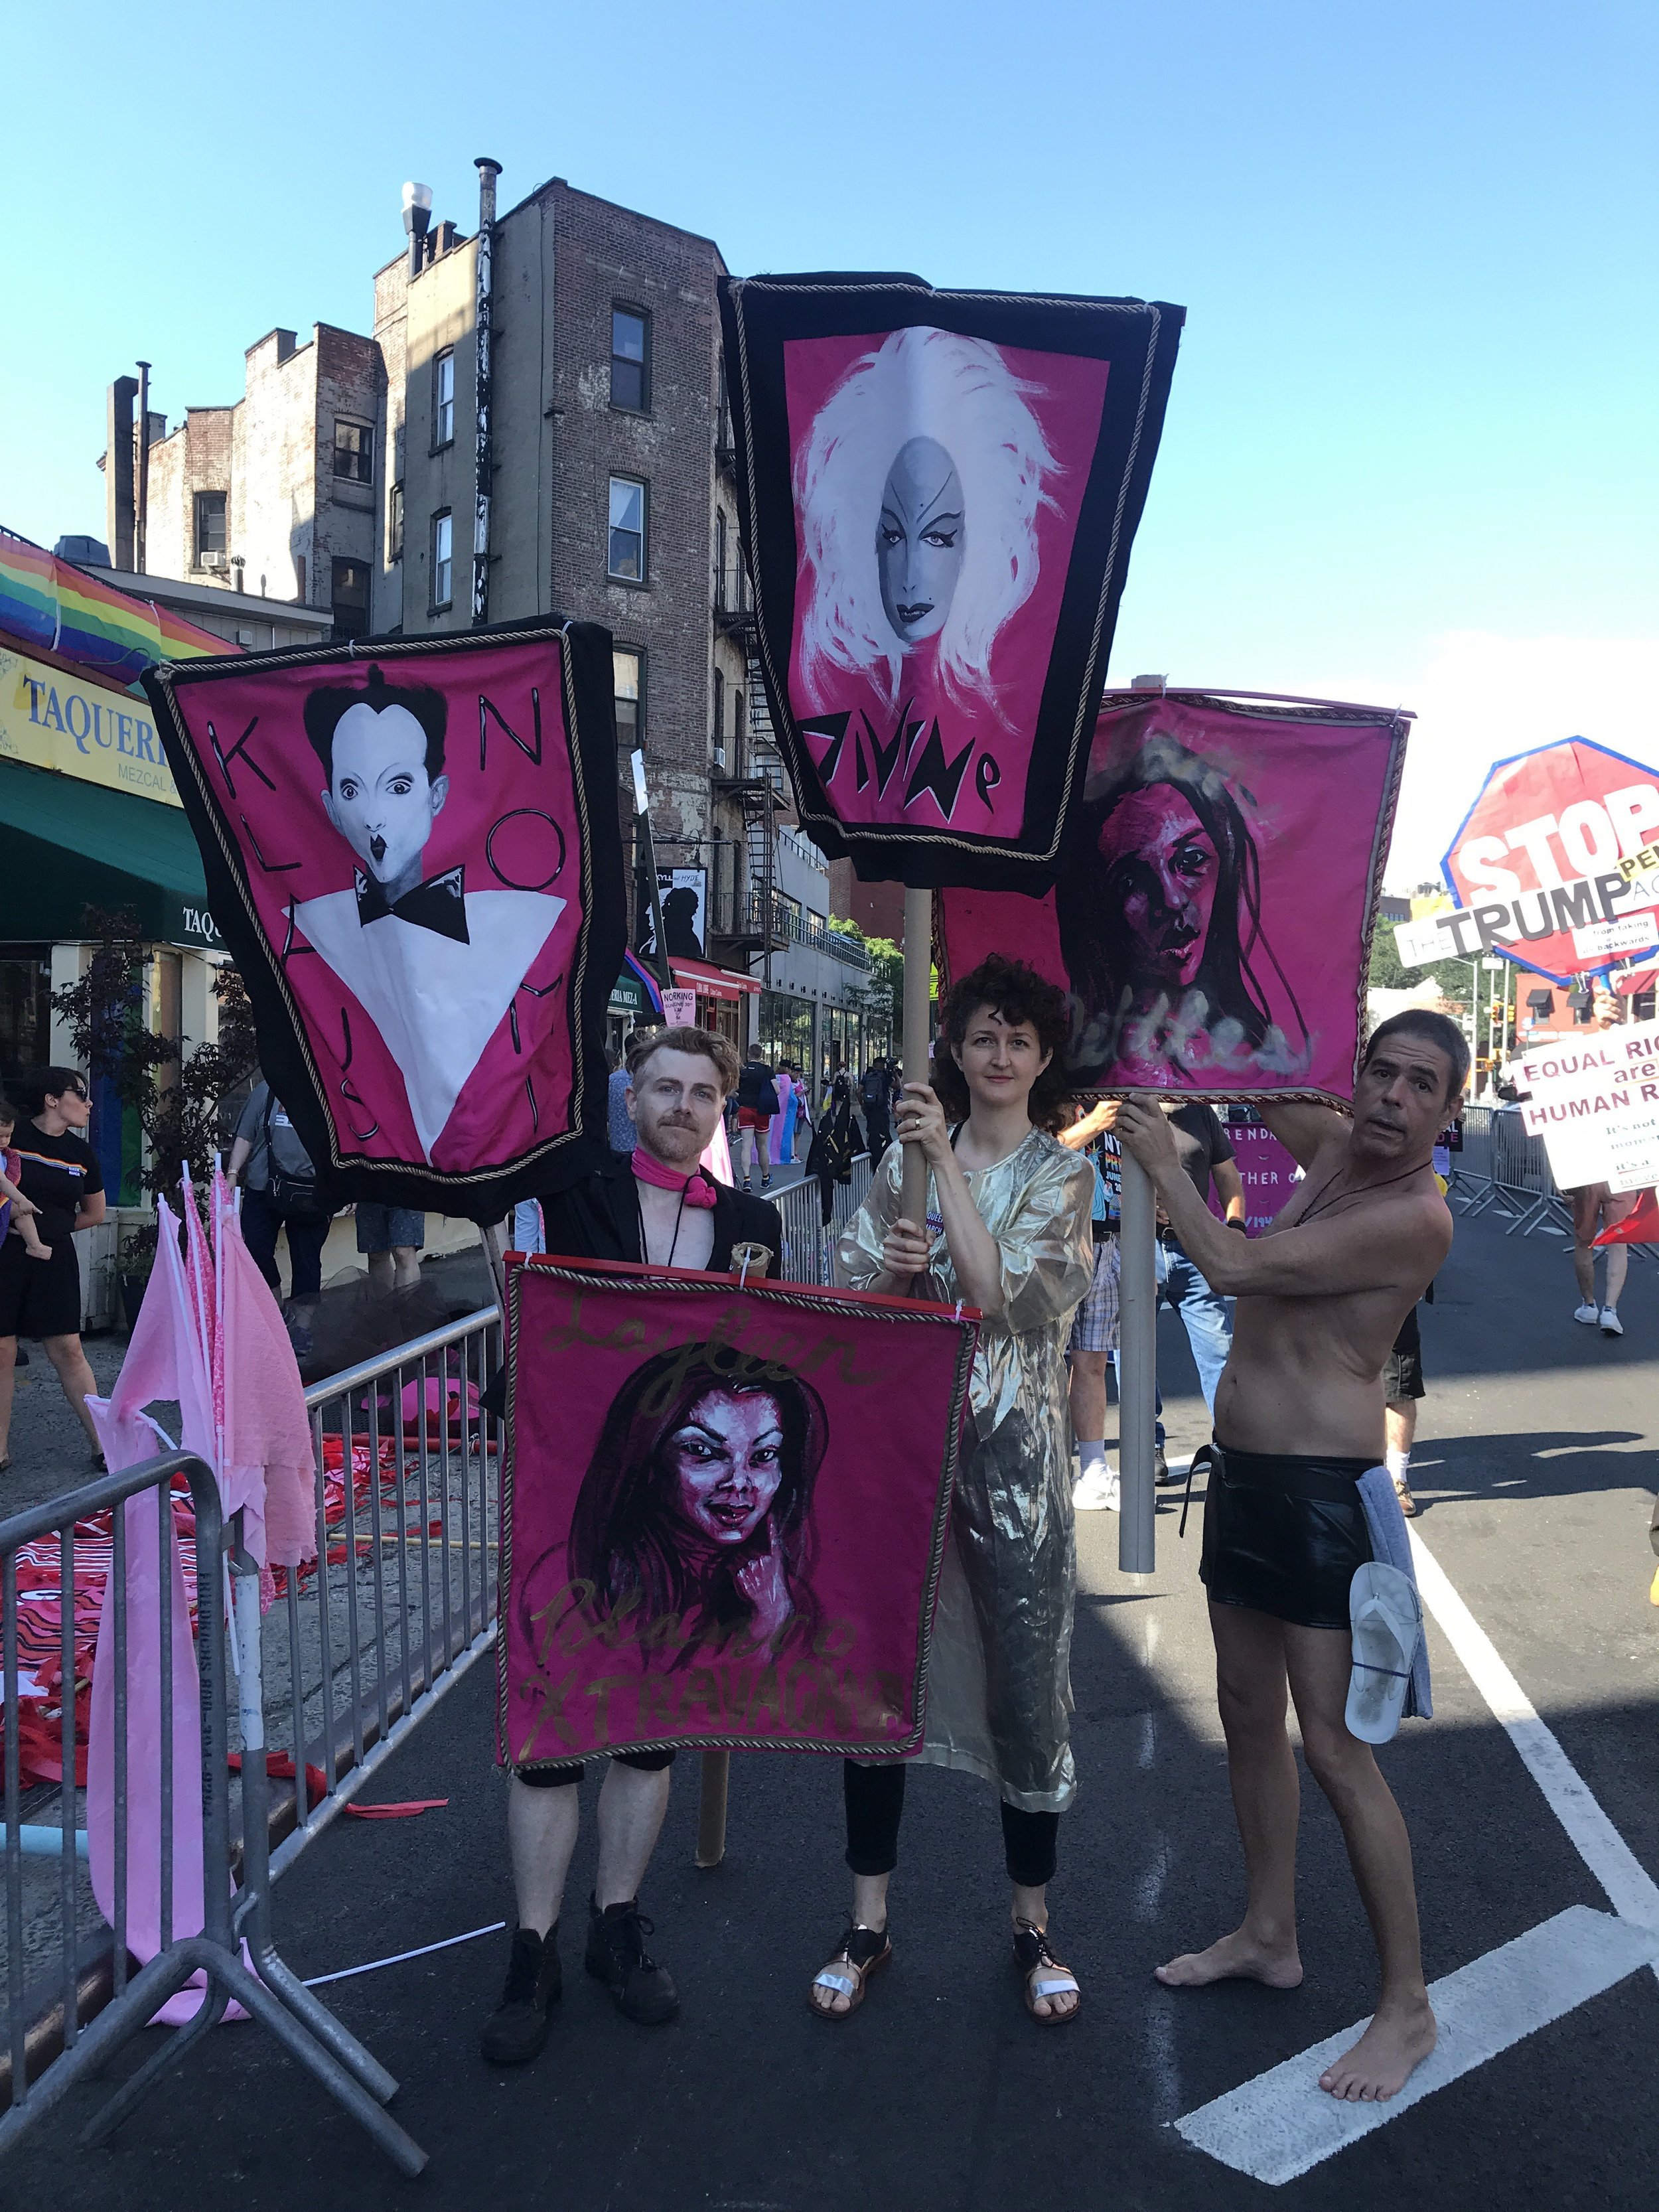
[940,690,1408,1102]
[498,1256,979,1767]
[719,273,1185,890]
[145,621,626,1218]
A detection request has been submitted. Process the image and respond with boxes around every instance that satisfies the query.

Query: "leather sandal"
[1014,1919,1080,2025]
[808,1921,891,2020]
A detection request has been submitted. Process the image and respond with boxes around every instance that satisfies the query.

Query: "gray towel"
[1356,1465,1433,1721]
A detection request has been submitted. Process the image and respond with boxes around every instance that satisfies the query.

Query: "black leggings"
[842,1761,1059,1889]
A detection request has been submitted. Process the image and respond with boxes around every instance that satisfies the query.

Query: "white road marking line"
[1407,1526,1659,1943]
[1171,1519,1659,2181]
[303,1919,506,1988]
[1174,1905,1658,2186]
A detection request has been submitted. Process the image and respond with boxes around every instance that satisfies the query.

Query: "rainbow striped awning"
[0,528,233,684]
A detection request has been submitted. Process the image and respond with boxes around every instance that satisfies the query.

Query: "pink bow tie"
[632,1151,718,1208]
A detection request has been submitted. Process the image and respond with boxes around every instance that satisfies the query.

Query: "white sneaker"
[1073,1462,1121,1512]
[1573,1301,1601,1325]
[1601,1307,1624,1337]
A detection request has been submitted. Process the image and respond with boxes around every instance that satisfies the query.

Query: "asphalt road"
[7,1199,1657,2211]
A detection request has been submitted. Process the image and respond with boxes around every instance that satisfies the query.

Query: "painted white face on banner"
[321,702,451,899]
[876,436,965,646]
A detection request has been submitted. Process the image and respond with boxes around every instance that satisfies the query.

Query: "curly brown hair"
[928,955,1073,1133]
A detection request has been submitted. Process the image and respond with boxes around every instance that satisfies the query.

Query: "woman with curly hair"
[810,954,1095,2028]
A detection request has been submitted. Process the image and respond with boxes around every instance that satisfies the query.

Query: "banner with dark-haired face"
[144,622,625,1217]
[939,692,1407,1102]
[498,1257,977,1767]
[719,275,1185,891]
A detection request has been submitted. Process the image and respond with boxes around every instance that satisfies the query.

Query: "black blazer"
[539,1148,784,1272]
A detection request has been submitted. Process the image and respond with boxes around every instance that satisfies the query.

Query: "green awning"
[0,755,220,948]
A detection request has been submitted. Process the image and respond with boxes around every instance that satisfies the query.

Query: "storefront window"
[758,990,813,1076]
[0,948,52,1081]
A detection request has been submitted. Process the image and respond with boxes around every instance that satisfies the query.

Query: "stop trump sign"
[1442,737,1659,983]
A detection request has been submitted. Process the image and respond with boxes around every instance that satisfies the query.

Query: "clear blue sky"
[5,0,1655,879]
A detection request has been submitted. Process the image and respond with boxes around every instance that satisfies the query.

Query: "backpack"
[263,1095,330,1220]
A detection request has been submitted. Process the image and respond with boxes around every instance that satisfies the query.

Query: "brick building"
[101,323,384,640]
[92,165,883,1081]
[372,164,880,1076]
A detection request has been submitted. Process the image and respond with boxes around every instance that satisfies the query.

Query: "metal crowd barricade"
[772,1154,874,1285]
[268,1305,503,1876]
[0,1451,424,2173]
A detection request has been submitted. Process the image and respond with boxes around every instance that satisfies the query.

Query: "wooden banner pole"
[695,1749,731,1869]
[1117,1143,1157,1576]
[899,885,933,1226]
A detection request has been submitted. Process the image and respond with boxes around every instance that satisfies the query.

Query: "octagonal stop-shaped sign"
[1443,737,1659,983]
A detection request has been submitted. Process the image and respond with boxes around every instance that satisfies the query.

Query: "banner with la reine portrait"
[498,1256,979,1767]
[719,273,1185,891]
[938,692,1408,1102]
[143,621,626,1218]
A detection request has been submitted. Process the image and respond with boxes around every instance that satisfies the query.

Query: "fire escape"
[708,524,788,989]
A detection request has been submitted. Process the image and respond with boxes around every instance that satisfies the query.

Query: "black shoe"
[585,1896,680,2024]
[480,1924,562,2064]
[1154,1446,1176,1486]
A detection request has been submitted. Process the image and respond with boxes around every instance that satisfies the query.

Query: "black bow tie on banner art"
[143,619,626,1220]
[718,272,1185,891]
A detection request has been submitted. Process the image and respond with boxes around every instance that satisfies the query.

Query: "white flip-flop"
[1345,1561,1421,1745]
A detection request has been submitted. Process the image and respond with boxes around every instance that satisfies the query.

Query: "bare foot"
[25,1242,52,1262]
[1319,1996,1437,2100]
[1154,1925,1303,1989]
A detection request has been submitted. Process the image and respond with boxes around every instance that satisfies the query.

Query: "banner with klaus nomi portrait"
[940,691,1407,1103]
[144,621,626,1218]
[719,273,1185,891]
[498,1256,978,1767]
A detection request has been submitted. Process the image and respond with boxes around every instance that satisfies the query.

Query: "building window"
[614,648,644,749]
[331,557,370,640]
[713,666,724,750]
[715,507,728,609]
[431,510,453,609]
[433,349,455,448]
[194,490,227,564]
[388,482,404,562]
[611,307,650,411]
[608,477,646,582]
[295,553,307,603]
[332,419,373,484]
[733,686,744,745]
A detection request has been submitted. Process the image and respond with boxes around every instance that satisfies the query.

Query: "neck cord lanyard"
[642,1183,689,1270]
[1296,1159,1429,1228]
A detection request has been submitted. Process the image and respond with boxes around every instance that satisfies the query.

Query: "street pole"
[899,886,932,1226]
[630,749,672,1000]
[1118,1137,1157,1575]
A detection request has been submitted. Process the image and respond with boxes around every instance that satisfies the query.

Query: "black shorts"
[1199,1442,1374,1631]
[0,1234,83,1341]
[516,1747,678,1788]
[1383,1303,1423,1402]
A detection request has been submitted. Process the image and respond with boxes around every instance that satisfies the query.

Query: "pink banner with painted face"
[939,692,1407,1102]
[498,1256,977,1767]
[719,276,1184,889]
[782,331,1109,844]
[145,623,625,1218]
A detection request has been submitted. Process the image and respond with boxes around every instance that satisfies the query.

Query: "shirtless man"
[1117,1009,1466,2103]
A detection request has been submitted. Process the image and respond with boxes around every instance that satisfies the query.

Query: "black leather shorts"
[1199,1442,1374,1631]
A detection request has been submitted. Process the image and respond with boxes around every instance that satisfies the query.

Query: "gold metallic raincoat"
[837,1131,1095,1811]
